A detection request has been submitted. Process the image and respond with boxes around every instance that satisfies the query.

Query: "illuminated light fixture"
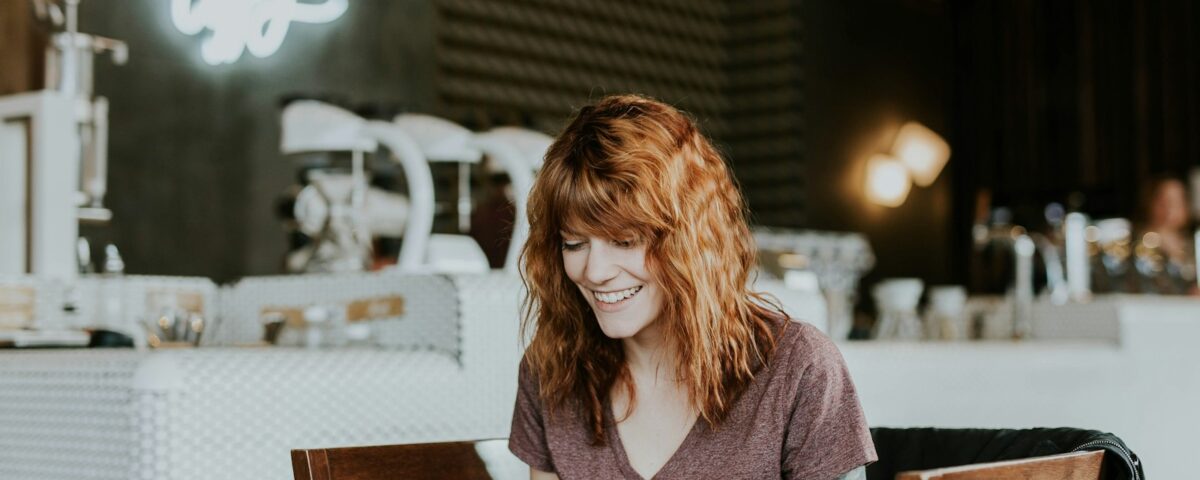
[866,154,911,207]
[171,0,349,65]
[892,121,951,187]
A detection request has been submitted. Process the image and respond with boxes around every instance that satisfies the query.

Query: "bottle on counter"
[96,244,137,347]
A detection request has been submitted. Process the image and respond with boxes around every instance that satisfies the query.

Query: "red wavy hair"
[520,94,783,445]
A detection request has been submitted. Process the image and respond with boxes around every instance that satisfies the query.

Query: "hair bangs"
[551,160,661,244]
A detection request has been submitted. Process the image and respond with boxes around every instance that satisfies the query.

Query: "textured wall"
[434,0,806,225]
[723,2,806,226]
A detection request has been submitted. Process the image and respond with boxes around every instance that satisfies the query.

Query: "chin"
[592,311,653,339]
[595,320,638,339]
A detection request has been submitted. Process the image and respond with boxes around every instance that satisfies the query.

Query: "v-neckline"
[604,399,705,480]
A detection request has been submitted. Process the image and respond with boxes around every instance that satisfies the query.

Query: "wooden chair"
[895,450,1105,480]
[291,439,511,480]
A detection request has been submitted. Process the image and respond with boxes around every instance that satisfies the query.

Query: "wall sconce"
[893,121,951,187]
[865,121,949,207]
[866,154,911,207]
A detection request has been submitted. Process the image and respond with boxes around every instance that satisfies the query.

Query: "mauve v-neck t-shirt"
[508,318,877,480]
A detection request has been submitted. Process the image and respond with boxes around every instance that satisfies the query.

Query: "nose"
[582,241,620,286]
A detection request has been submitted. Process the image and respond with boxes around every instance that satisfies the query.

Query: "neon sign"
[171,0,349,65]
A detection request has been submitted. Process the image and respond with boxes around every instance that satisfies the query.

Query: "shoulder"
[517,353,541,392]
[771,316,844,371]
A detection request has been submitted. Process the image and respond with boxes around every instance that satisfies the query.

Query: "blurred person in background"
[1134,175,1199,295]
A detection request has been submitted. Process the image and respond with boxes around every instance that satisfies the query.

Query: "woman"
[1134,175,1198,295]
[509,95,876,479]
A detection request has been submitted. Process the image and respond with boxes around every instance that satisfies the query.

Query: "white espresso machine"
[0,0,126,277]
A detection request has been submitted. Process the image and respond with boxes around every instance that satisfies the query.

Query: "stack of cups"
[925,285,967,340]
[872,278,924,340]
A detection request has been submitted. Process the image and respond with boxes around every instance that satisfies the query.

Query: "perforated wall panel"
[434,0,806,225]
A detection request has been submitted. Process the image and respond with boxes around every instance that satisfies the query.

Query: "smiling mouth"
[592,286,643,304]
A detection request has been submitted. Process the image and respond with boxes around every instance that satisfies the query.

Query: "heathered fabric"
[509,318,877,479]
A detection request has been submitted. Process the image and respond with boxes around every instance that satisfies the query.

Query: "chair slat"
[895,450,1104,480]
[291,440,501,480]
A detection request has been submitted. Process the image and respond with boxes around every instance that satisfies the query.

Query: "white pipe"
[470,133,537,273]
[84,96,108,209]
[362,121,434,271]
[457,161,470,232]
[1064,212,1091,301]
[1032,233,1068,305]
[1194,228,1200,291]
[1013,234,1035,338]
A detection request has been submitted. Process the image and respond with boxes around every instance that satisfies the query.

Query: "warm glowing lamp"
[892,122,950,187]
[866,154,911,207]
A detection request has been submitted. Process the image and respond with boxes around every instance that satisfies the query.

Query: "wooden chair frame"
[895,450,1105,480]
[291,439,506,480]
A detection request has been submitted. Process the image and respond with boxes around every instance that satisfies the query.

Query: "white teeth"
[593,286,642,304]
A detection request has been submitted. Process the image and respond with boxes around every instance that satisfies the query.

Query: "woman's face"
[560,232,664,340]
[1150,180,1190,232]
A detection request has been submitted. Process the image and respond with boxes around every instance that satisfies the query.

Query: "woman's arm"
[531,467,560,480]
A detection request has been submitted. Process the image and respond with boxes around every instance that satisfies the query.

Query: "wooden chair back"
[291,439,508,480]
[895,450,1104,480]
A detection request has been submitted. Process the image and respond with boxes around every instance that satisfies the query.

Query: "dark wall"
[949,0,1200,291]
[802,0,956,290]
[952,0,1200,218]
[79,0,248,281]
[80,0,438,281]
[433,0,807,226]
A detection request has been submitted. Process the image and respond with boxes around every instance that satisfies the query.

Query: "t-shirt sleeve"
[508,358,556,473]
[781,326,878,480]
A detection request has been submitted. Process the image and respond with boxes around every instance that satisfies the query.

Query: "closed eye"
[611,239,638,248]
[561,241,585,251]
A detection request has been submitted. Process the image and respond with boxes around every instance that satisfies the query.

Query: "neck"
[622,320,673,381]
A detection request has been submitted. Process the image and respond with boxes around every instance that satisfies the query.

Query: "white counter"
[0,273,526,480]
[843,295,1200,479]
[2,285,1194,478]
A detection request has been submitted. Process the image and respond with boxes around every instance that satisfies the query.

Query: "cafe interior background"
[1,0,1197,478]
